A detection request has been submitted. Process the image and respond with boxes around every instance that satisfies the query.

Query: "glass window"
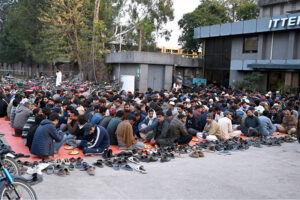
[243,36,258,53]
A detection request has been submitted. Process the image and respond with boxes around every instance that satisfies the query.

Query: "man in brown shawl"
[116,116,144,150]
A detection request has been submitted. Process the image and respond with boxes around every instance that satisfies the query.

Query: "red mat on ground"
[0,118,286,162]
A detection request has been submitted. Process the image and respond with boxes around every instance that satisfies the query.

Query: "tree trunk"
[76,53,84,81]
[90,0,101,82]
[138,29,143,51]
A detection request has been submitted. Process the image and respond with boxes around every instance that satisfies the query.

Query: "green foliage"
[0,0,45,63]
[125,0,174,50]
[236,2,259,21]
[178,0,231,53]
[244,72,263,84]
[178,0,259,52]
[37,0,93,78]
[233,72,263,91]
[233,80,246,90]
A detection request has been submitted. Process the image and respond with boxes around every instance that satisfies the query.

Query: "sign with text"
[193,78,207,85]
[268,16,300,29]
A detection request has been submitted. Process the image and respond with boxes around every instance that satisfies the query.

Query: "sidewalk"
[33,142,300,199]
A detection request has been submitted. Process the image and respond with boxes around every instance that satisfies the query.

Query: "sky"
[156,0,200,48]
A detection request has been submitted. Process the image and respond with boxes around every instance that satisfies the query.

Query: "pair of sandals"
[54,158,71,166]
[102,149,113,159]
[138,155,158,163]
[93,159,104,168]
[55,167,70,177]
[189,150,204,158]
[23,173,43,185]
[134,165,147,174]
[80,162,95,176]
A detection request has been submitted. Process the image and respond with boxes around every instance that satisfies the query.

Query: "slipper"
[64,146,75,150]
[69,150,79,155]
[103,149,113,158]
[218,150,232,155]
[134,165,147,174]
[105,160,113,168]
[62,158,71,166]
[23,173,43,185]
[37,163,50,175]
[55,168,67,177]
[63,167,70,175]
[113,161,121,171]
[128,157,140,164]
[54,159,62,167]
[45,165,55,175]
[121,164,133,171]
[69,157,76,163]
[80,162,89,171]
[26,166,38,175]
[93,159,104,168]
[69,163,75,171]
[22,161,32,166]
[75,161,82,169]
[87,166,95,176]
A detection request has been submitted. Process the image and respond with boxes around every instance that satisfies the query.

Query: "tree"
[236,2,259,21]
[37,0,93,80]
[0,0,45,64]
[178,0,259,53]
[123,0,174,51]
[178,0,230,53]
[91,0,101,82]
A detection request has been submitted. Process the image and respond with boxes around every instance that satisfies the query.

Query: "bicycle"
[0,140,21,177]
[0,144,37,200]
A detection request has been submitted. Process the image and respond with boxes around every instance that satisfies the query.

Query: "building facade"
[194,0,300,91]
[105,51,202,92]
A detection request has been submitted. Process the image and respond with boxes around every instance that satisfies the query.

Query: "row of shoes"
[192,135,298,154]
[94,157,147,174]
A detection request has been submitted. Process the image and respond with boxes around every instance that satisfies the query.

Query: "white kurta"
[56,71,62,86]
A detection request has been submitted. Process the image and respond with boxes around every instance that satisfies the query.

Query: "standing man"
[56,69,62,87]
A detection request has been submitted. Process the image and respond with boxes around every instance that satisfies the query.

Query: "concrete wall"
[0,62,78,78]
[231,37,258,60]
[271,32,289,59]
[230,29,300,70]
[259,0,298,17]
[296,31,300,59]
[105,51,200,68]
[112,63,140,89]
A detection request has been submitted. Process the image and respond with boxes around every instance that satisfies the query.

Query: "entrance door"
[148,65,164,91]
[268,72,285,91]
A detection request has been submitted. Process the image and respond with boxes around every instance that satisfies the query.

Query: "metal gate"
[148,65,164,91]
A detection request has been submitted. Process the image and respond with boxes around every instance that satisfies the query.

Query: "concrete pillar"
[292,72,299,88]
[287,31,296,59]
[139,64,148,93]
[164,65,173,90]
[257,34,265,60]
[285,72,292,88]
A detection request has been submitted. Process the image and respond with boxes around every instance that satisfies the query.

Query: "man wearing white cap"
[168,101,178,118]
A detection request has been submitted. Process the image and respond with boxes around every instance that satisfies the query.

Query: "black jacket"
[185,115,200,131]
[271,112,283,124]
[0,99,8,117]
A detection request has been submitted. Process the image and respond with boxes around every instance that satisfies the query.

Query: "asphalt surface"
[29,142,300,200]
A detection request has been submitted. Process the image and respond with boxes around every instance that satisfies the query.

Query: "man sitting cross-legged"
[115,116,145,150]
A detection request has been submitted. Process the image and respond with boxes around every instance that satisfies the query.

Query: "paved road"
[32,142,300,200]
